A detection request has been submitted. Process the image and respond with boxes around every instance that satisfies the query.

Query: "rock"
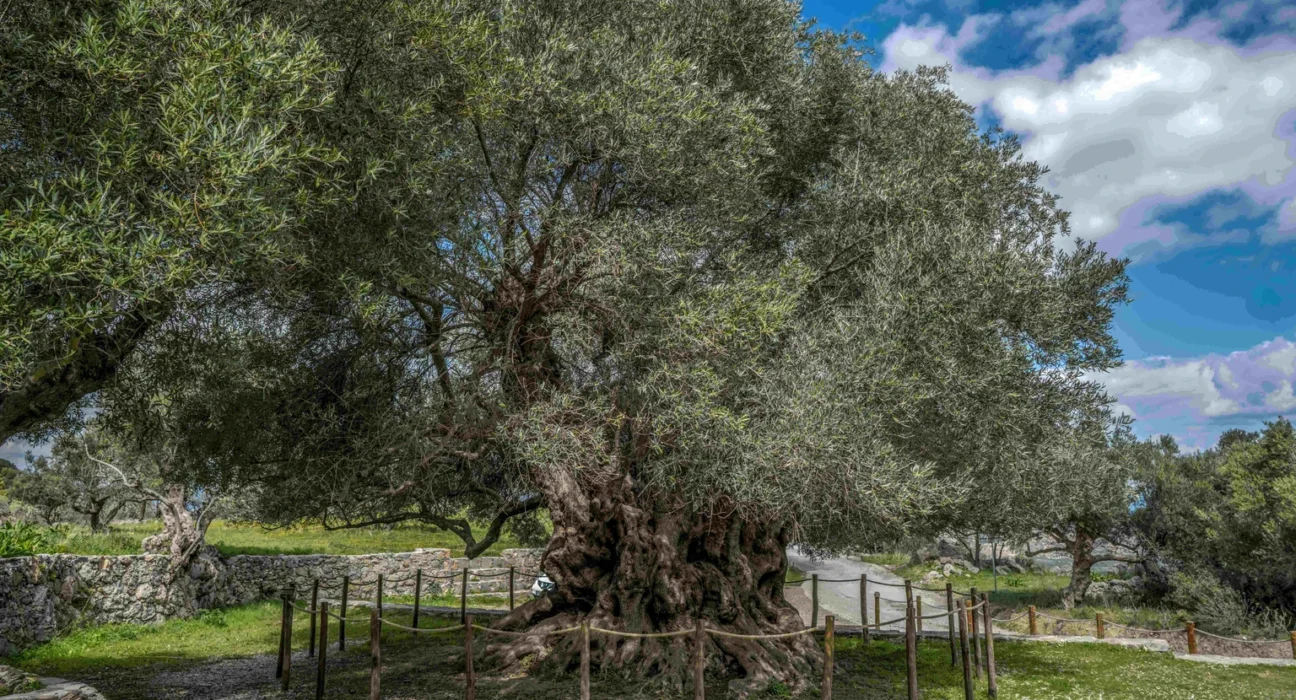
[0,665,42,695]
[921,570,943,584]
[909,539,964,565]
[1085,576,1144,604]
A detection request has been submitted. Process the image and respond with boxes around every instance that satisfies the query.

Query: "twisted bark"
[485,471,818,696]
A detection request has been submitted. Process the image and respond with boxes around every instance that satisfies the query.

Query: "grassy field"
[894,560,1204,633]
[13,601,1296,699]
[28,519,537,558]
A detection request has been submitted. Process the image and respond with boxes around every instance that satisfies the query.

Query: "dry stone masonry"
[0,548,541,656]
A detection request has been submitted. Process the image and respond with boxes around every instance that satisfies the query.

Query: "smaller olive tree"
[1003,413,1144,607]
[6,457,70,526]
[78,419,221,573]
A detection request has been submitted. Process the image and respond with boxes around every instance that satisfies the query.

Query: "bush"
[1169,570,1294,638]
[0,521,49,557]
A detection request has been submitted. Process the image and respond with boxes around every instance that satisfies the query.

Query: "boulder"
[0,665,41,695]
[908,539,963,565]
[1085,577,1144,604]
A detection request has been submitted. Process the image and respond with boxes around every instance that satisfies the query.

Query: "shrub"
[0,521,49,557]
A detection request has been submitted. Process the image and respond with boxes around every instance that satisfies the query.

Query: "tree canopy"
[2,0,1130,685]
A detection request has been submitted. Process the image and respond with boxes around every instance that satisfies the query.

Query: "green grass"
[11,602,300,676]
[13,601,1295,699]
[385,593,514,609]
[30,519,537,558]
[895,560,1205,634]
[897,560,1072,609]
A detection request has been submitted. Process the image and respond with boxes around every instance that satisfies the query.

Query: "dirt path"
[785,547,956,630]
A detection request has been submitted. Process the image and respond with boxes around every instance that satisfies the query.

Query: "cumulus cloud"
[877,0,1296,259]
[1085,336,1296,429]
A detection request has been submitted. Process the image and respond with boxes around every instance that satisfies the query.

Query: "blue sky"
[800,0,1296,450]
[2,0,1294,464]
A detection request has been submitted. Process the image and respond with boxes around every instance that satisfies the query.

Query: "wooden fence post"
[1028,605,1037,636]
[822,615,835,700]
[370,607,381,700]
[904,579,913,610]
[874,592,881,629]
[970,587,982,677]
[905,604,918,700]
[957,599,973,700]
[1096,612,1104,640]
[811,574,819,628]
[340,576,349,651]
[694,618,706,700]
[316,602,328,700]
[413,569,422,630]
[284,589,295,690]
[276,594,287,679]
[509,566,516,611]
[916,596,924,633]
[1290,631,1295,660]
[581,622,591,700]
[967,600,979,680]
[860,576,869,644]
[461,569,469,624]
[465,614,476,700]
[981,594,997,699]
[376,574,384,630]
[1186,621,1197,655]
[309,579,319,657]
[946,583,957,667]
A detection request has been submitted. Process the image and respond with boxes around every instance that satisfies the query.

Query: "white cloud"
[1085,336,1296,424]
[1263,381,1296,412]
[877,1,1296,258]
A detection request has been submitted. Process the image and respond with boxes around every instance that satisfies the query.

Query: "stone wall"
[0,548,542,657]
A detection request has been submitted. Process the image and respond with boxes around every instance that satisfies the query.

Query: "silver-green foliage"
[4,0,1129,552]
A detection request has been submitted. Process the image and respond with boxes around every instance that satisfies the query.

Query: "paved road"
[786,547,957,631]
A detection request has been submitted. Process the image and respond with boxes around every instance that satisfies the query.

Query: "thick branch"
[0,307,158,442]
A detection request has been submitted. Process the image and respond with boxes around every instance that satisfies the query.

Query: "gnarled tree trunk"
[486,472,819,696]
[1062,530,1095,609]
[141,483,211,576]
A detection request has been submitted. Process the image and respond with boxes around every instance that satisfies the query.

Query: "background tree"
[3,0,1130,688]
[1134,420,1296,628]
[1010,415,1143,607]
[6,457,70,526]
[20,430,138,532]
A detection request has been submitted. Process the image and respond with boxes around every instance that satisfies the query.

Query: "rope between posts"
[874,615,909,627]
[593,627,695,639]
[1027,612,1287,645]
[323,610,372,624]
[1101,620,1185,633]
[1194,629,1292,645]
[706,627,818,640]
[381,620,466,634]
[991,612,1030,623]
[471,624,582,637]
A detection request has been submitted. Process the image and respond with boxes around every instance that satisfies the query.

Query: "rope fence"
[984,604,1296,659]
[275,568,1296,700]
[273,589,996,700]
[790,571,1296,660]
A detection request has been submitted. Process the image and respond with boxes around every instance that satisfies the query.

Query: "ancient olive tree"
[3,0,1129,690]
